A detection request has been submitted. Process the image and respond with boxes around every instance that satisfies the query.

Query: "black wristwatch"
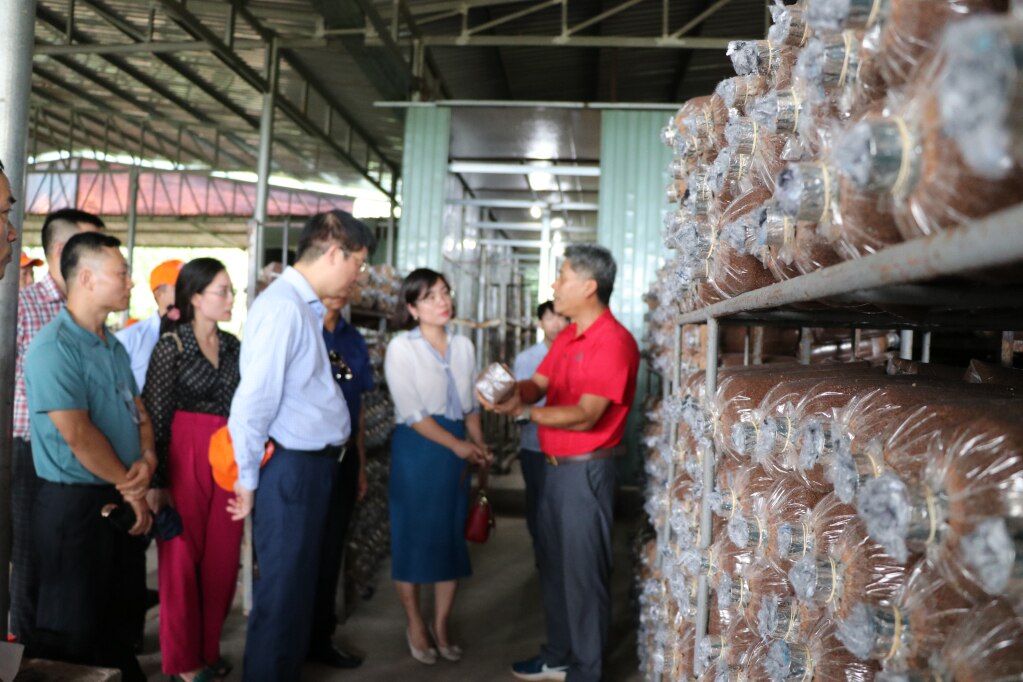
[515,405,532,425]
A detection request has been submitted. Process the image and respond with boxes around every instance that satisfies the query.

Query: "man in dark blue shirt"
[308,290,375,669]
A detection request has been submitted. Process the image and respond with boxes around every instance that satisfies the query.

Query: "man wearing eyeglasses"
[305,288,375,670]
[227,209,375,682]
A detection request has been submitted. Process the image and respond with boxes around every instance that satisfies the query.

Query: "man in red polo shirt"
[481,244,639,682]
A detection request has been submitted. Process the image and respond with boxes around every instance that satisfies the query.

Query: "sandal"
[212,657,233,677]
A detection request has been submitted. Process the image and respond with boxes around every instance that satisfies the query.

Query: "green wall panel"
[597,110,673,336]
[396,107,451,273]
[597,110,673,484]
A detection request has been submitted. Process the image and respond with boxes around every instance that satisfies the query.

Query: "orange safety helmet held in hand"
[208,426,274,492]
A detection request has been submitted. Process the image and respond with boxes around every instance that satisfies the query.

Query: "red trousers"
[158,411,243,675]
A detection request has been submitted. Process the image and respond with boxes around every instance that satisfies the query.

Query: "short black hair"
[394,268,451,330]
[42,208,106,256]
[0,158,5,172]
[60,231,122,288]
[564,243,616,306]
[296,209,376,262]
[537,300,556,319]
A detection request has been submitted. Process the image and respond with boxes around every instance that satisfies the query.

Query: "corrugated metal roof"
[28,0,760,217]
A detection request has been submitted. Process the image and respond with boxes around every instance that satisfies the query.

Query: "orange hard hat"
[208,425,275,492]
[20,254,43,269]
[150,260,184,292]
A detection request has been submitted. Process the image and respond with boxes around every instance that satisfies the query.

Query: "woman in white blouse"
[384,268,491,665]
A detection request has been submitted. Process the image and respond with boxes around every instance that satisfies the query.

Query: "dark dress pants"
[536,458,616,682]
[32,481,147,682]
[243,446,337,682]
[11,437,42,644]
[310,437,361,651]
[520,448,546,554]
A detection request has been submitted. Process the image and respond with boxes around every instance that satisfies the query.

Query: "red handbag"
[465,465,495,544]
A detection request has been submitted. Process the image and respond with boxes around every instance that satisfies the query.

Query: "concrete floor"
[138,511,642,682]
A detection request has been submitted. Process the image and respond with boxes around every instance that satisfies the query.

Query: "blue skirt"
[389,416,472,583]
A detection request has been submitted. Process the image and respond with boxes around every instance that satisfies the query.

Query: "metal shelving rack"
[656,202,1023,651]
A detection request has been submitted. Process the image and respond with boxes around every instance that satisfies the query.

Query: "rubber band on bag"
[838,31,854,88]
[891,116,914,198]
[866,0,883,28]
[884,606,903,661]
[817,163,832,224]
[825,557,839,604]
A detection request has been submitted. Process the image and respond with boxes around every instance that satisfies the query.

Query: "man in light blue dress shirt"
[512,301,569,550]
[227,210,375,682]
[115,259,182,391]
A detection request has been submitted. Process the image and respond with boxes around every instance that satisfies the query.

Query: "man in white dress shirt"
[115,259,183,391]
[512,300,569,550]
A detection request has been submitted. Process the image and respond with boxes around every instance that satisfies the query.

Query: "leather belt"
[545,445,625,466]
[270,439,346,461]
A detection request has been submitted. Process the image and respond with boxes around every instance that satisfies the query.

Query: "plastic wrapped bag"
[931,598,1023,680]
[807,0,891,34]
[835,555,978,669]
[956,515,1023,614]
[833,394,1023,506]
[964,358,1023,389]
[795,31,863,124]
[740,557,807,639]
[710,462,778,520]
[790,518,909,621]
[878,0,1010,91]
[726,116,790,191]
[776,493,859,571]
[728,478,823,558]
[696,618,762,677]
[751,89,807,137]
[769,2,813,48]
[716,75,770,116]
[802,379,1019,493]
[857,413,1023,563]
[836,87,1023,242]
[707,189,778,299]
[938,17,1023,179]
[753,374,886,481]
[757,616,881,681]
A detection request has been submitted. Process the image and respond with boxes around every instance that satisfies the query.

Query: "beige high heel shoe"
[429,624,463,662]
[406,629,438,665]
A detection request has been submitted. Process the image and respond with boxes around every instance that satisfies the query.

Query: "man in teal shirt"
[24,232,155,681]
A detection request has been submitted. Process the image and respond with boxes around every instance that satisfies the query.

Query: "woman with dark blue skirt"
[384,268,492,666]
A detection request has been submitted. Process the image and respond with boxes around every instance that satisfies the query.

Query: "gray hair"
[564,243,616,306]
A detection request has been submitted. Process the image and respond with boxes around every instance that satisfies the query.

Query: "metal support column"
[659,324,683,567]
[387,176,398,267]
[900,330,914,361]
[0,0,37,638]
[123,166,140,327]
[695,317,719,652]
[799,327,812,365]
[538,209,553,304]
[248,36,279,307]
[1002,332,1015,367]
[243,36,279,615]
[125,166,140,275]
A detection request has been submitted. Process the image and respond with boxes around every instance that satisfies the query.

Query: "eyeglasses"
[343,249,368,273]
[328,350,353,382]
[205,287,236,298]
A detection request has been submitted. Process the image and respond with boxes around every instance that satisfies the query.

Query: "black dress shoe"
[307,644,364,669]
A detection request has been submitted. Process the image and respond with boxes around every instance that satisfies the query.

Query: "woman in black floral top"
[142,258,240,682]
